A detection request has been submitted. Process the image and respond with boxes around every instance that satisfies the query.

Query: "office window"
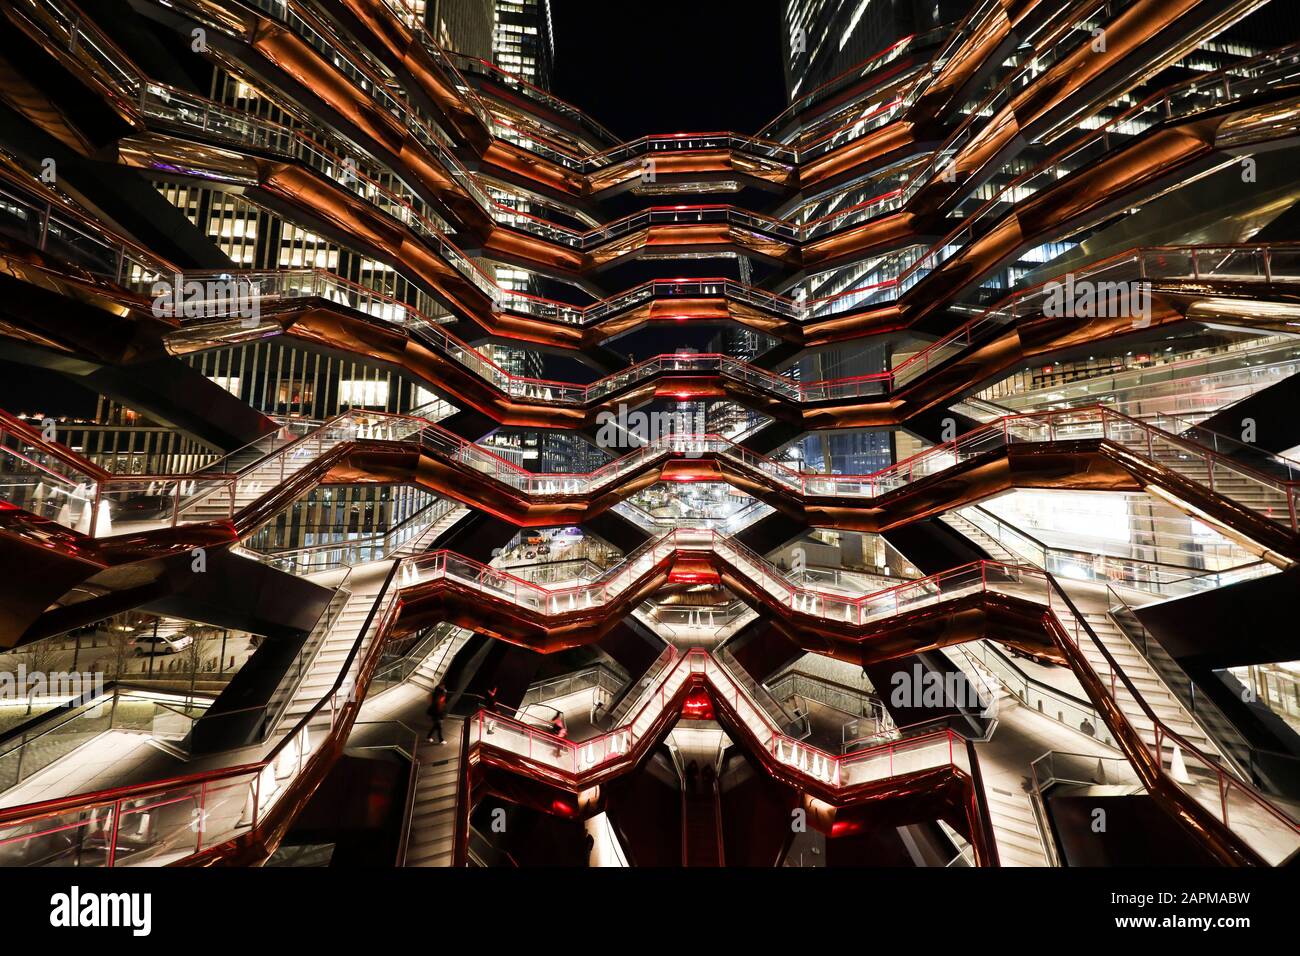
[339,379,389,407]
[208,376,241,396]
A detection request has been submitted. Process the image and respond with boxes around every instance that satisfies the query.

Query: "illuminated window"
[339,379,389,407]
[208,376,241,396]
[277,381,315,405]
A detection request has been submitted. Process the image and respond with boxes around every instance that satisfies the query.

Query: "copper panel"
[800,211,918,271]
[481,139,587,196]
[652,376,726,400]
[0,508,239,649]
[0,54,110,156]
[798,120,919,190]
[481,226,586,272]
[252,24,401,154]
[307,436,1300,567]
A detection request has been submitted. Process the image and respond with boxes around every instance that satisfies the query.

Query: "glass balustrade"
[26,0,1300,324]
[946,506,1276,598]
[0,170,169,287]
[465,646,970,791]
[0,571,408,867]
[3,536,1298,864]
[8,399,1298,549]
[240,497,460,574]
[0,688,208,797]
[157,236,1300,419]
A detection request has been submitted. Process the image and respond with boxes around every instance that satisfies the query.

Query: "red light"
[667,556,721,584]
[681,687,714,720]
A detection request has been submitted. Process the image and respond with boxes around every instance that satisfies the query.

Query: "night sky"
[546,0,789,364]
[550,0,787,140]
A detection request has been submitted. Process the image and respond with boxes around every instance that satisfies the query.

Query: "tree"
[100,617,137,684]
[179,630,206,709]
[20,638,62,715]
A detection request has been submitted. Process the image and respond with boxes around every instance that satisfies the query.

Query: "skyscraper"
[494,0,555,89]
[783,0,966,100]
[427,0,495,60]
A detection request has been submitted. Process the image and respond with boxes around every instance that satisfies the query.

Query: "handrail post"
[252,770,261,829]
[15,726,26,784]
[106,798,121,868]
[196,781,208,854]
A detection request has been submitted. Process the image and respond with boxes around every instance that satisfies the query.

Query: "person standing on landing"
[426,683,449,745]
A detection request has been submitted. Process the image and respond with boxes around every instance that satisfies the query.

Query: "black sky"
[549,0,787,140]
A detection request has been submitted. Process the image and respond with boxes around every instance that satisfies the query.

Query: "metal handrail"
[2,542,1296,864]
[160,240,1300,413]
[944,506,1273,598]
[1105,585,1300,793]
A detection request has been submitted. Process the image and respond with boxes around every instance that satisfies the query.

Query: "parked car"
[132,632,194,656]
